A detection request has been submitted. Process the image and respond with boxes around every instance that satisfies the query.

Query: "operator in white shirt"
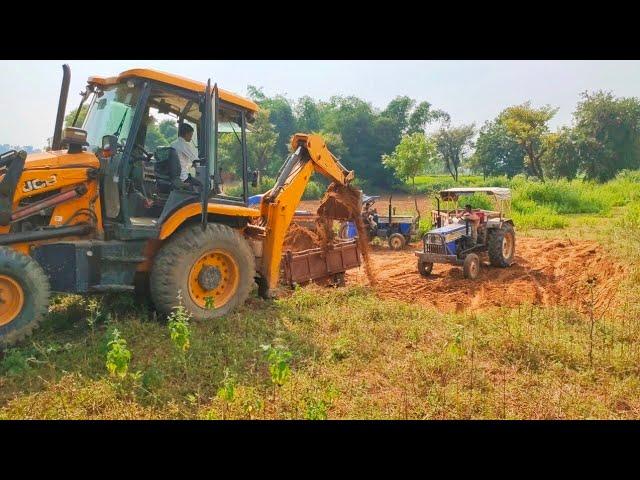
[170,123,199,181]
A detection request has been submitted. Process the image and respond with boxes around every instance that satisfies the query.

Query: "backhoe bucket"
[317,183,363,221]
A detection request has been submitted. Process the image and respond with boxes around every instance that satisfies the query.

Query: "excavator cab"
[73,70,256,239]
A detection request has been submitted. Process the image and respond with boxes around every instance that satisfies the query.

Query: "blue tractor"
[415,188,516,279]
[338,194,418,250]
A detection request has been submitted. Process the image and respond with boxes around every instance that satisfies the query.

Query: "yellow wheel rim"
[188,249,239,310]
[0,274,24,327]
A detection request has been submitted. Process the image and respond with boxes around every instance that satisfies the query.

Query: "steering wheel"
[132,144,153,162]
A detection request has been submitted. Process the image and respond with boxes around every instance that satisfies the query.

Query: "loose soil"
[283,223,322,251]
[344,237,626,313]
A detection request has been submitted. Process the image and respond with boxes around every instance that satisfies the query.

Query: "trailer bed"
[281,239,361,286]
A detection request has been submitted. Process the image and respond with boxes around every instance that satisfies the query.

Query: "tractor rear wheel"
[488,224,516,267]
[150,223,255,320]
[463,253,480,280]
[0,247,50,348]
[418,260,433,277]
[388,233,406,250]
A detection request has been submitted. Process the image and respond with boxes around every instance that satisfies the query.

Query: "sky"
[1,60,640,148]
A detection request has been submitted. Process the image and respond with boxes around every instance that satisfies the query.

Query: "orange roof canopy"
[88,68,258,113]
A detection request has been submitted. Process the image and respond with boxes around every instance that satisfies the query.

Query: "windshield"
[82,82,143,151]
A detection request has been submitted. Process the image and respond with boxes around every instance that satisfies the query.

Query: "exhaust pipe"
[51,64,71,151]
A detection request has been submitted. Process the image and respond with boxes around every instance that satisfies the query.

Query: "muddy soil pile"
[283,223,323,251]
[346,237,626,313]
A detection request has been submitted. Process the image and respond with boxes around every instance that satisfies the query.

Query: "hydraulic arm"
[258,133,354,290]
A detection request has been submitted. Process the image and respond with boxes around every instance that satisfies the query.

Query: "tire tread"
[150,223,255,320]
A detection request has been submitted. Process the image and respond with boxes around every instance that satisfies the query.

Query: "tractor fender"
[159,202,260,240]
[487,219,514,230]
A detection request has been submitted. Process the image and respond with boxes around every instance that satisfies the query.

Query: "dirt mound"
[345,237,626,313]
[283,223,322,251]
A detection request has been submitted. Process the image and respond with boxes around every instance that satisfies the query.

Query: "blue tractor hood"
[247,194,264,207]
[429,223,467,235]
[426,223,467,255]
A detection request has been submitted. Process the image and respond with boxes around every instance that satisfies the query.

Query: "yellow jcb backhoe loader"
[0,65,354,347]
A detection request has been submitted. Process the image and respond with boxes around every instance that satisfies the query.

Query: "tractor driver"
[362,201,378,232]
[457,204,480,244]
[170,123,199,182]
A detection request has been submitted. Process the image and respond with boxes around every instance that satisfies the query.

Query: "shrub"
[105,328,132,379]
[302,181,324,200]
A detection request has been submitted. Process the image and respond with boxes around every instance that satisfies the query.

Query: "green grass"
[2,281,639,419]
[1,171,639,419]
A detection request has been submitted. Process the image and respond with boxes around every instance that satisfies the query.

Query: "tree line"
[245,87,640,189]
[64,87,640,189]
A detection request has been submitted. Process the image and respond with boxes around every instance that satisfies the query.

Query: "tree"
[218,109,279,181]
[383,97,449,139]
[498,102,558,182]
[382,132,438,218]
[64,105,89,128]
[542,127,581,181]
[295,96,321,132]
[382,96,415,135]
[571,90,640,182]
[407,102,450,134]
[318,96,393,188]
[251,90,446,189]
[159,119,178,143]
[247,86,296,159]
[312,130,348,160]
[471,120,525,178]
[143,118,168,152]
[247,109,279,177]
[432,123,475,181]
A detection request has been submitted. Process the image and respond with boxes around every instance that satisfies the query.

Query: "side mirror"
[250,170,259,188]
[102,135,118,158]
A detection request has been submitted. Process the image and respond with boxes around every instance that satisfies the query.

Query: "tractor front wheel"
[150,223,255,320]
[0,247,51,348]
[418,260,433,277]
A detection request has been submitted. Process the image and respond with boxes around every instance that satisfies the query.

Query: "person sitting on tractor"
[362,201,378,232]
[456,203,480,244]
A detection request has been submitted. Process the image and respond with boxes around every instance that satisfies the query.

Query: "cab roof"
[440,187,511,201]
[88,68,259,113]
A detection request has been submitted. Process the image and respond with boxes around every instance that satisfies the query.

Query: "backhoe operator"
[170,123,198,181]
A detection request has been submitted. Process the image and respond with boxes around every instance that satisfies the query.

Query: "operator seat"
[153,146,182,194]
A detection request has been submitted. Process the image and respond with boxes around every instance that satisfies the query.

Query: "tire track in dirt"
[344,237,627,313]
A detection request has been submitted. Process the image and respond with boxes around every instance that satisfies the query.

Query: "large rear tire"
[150,223,255,320]
[488,224,516,267]
[0,247,50,348]
[388,233,406,250]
